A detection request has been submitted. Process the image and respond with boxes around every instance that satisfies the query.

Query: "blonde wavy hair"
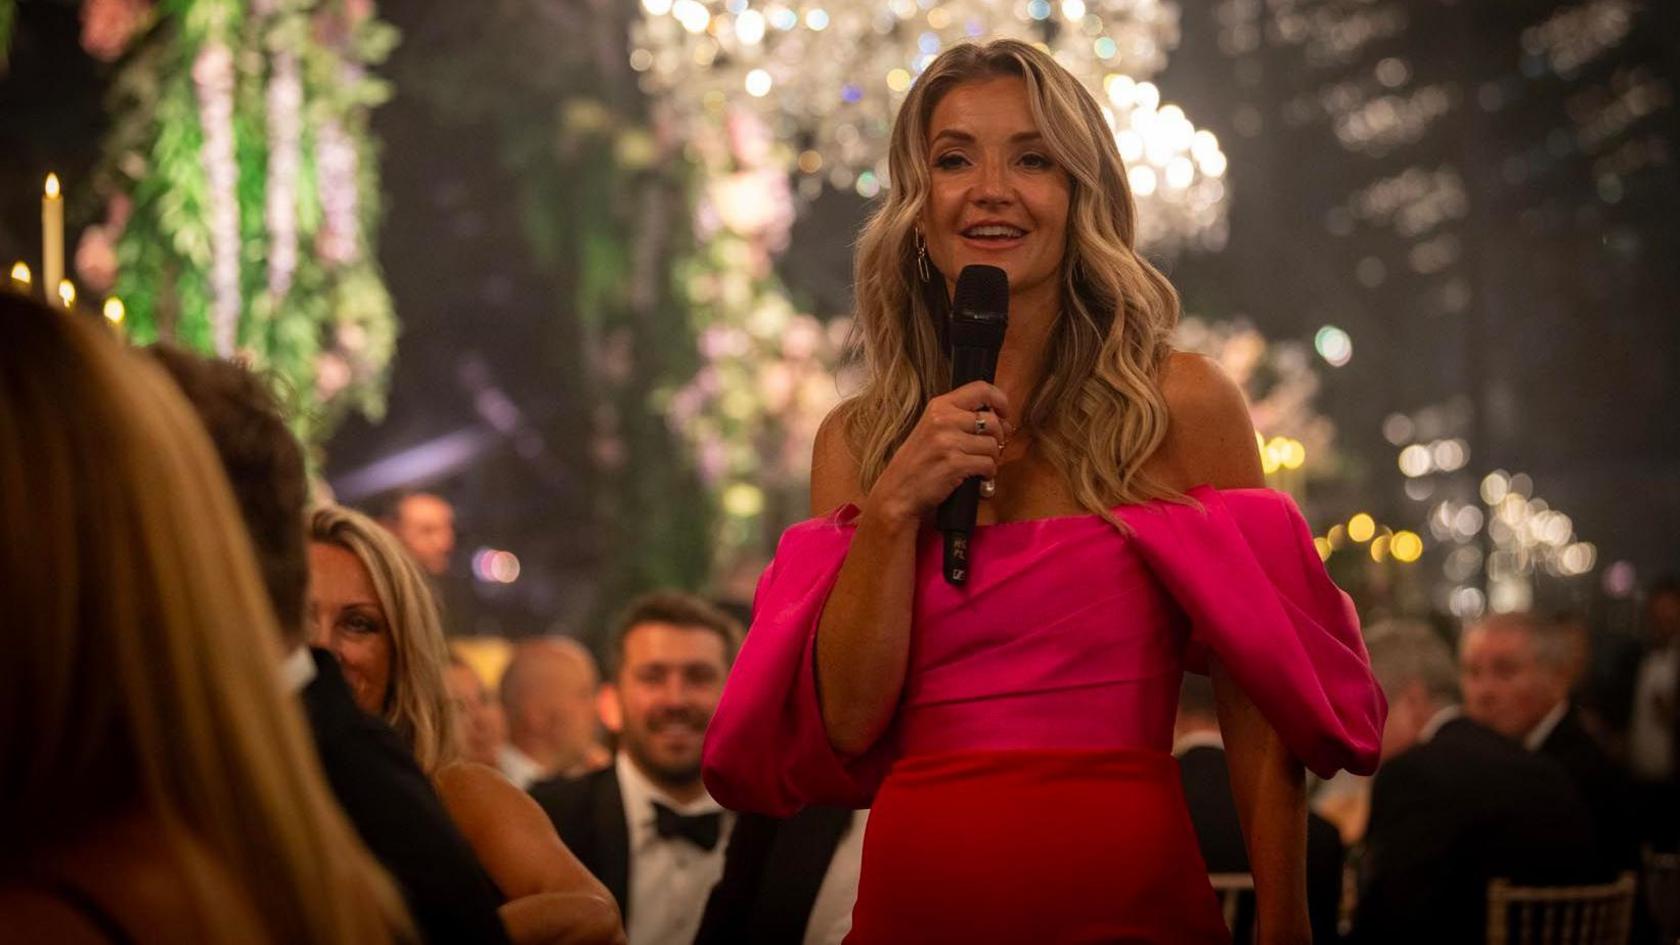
[843,39,1184,518]
[0,296,412,943]
[309,505,455,774]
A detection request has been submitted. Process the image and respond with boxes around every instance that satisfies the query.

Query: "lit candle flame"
[103,297,127,325]
[45,173,61,199]
[9,261,31,287]
[58,280,76,308]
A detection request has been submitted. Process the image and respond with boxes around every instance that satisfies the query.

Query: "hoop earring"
[914,230,931,283]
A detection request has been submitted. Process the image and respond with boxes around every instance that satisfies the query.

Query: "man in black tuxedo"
[1173,676,1344,944]
[1352,621,1596,945]
[1461,612,1638,873]
[531,592,742,945]
[150,347,510,945]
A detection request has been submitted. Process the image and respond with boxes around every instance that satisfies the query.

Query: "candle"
[103,296,126,328]
[9,261,31,291]
[43,174,64,304]
[58,280,77,309]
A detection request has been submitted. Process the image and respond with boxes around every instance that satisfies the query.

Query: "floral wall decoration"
[660,107,852,577]
[80,0,399,447]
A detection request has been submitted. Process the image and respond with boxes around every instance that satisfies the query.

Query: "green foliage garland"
[98,0,398,448]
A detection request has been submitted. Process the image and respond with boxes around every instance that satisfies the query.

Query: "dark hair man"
[532,591,741,945]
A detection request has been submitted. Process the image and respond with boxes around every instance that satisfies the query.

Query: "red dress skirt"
[846,748,1231,945]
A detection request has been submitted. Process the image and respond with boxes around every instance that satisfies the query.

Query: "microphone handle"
[937,343,1001,585]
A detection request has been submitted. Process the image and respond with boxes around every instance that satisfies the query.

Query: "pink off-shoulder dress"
[703,487,1387,944]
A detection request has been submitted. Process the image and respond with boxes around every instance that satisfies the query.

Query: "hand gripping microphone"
[936,264,1009,586]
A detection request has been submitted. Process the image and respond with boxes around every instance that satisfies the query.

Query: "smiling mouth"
[961,224,1027,242]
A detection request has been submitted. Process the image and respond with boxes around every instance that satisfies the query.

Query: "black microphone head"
[951,265,1009,326]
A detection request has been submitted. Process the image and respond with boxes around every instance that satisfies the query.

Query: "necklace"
[980,431,1032,500]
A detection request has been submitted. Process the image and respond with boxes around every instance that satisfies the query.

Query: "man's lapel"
[594,769,633,925]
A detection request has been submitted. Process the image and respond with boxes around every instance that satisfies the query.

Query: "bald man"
[498,638,610,789]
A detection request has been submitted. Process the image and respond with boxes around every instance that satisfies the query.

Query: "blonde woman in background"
[308,505,625,945]
[0,294,413,944]
[448,650,511,768]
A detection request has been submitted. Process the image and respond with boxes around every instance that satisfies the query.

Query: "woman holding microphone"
[704,39,1385,944]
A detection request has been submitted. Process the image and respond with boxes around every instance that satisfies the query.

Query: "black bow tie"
[651,802,722,851]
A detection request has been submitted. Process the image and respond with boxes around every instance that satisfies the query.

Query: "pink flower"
[315,352,352,400]
[74,226,118,294]
[80,0,151,62]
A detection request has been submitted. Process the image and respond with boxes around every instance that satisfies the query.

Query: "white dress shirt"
[1523,700,1570,751]
[498,743,547,791]
[1628,645,1676,780]
[1170,729,1226,757]
[802,809,868,945]
[1418,704,1462,742]
[615,752,733,945]
[281,645,317,694]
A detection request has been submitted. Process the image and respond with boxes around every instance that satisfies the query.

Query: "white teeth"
[964,225,1025,238]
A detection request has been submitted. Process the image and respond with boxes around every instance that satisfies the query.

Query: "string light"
[1347,513,1376,543]
[1314,325,1352,366]
[472,548,522,584]
[1316,520,1423,565]
[1390,530,1424,563]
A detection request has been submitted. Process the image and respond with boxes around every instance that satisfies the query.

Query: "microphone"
[936,265,1009,586]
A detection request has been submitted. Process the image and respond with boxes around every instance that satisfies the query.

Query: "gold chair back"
[1486,872,1638,945]
[1208,873,1255,940]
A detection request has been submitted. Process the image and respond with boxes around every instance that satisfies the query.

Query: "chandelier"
[631,0,1228,253]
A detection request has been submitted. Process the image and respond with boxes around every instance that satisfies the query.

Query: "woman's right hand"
[862,381,1012,527]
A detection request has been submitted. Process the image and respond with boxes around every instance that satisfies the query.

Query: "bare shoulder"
[435,762,607,900]
[435,761,547,829]
[810,403,863,516]
[1154,351,1265,491]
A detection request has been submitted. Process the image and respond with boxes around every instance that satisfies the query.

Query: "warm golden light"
[1348,513,1376,543]
[103,297,127,325]
[722,481,765,518]
[1327,523,1348,549]
[9,261,31,287]
[1258,431,1281,475]
[1370,534,1391,562]
[1313,537,1332,562]
[43,174,65,301]
[1279,438,1307,470]
[1391,530,1424,563]
[58,280,76,308]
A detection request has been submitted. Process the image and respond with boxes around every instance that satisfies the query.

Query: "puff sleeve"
[1119,486,1386,777]
[701,508,893,815]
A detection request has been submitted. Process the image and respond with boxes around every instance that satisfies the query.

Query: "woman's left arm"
[434,762,626,945]
[1159,352,1310,944]
[1215,660,1311,945]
